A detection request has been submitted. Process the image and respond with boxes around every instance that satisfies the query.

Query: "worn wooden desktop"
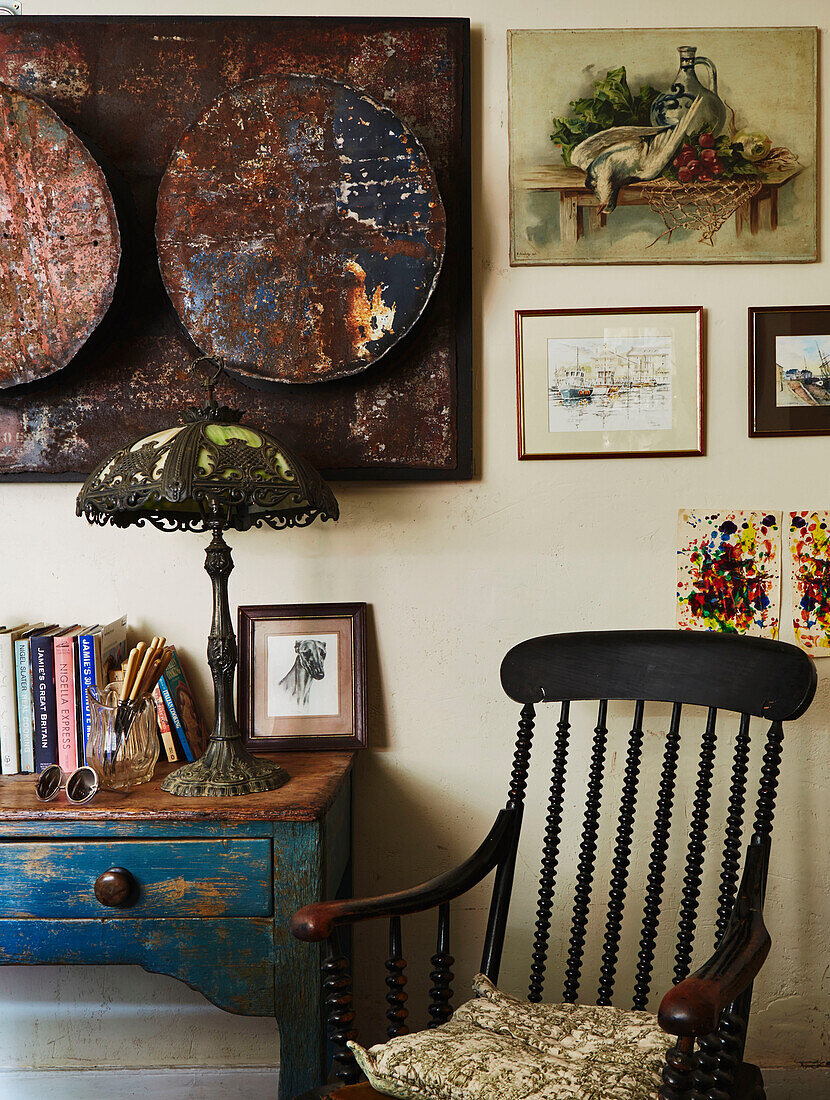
[0,751,354,1100]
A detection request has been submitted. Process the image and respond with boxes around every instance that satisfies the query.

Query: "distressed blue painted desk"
[0,751,354,1100]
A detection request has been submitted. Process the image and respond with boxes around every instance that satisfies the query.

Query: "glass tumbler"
[86,685,160,791]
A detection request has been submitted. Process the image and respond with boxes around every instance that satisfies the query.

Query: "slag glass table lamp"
[76,369,339,797]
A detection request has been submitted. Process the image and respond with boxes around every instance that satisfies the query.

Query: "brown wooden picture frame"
[238,603,367,751]
[749,306,830,437]
[516,306,705,459]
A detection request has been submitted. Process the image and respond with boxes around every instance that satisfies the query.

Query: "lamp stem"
[160,526,289,797]
[205,527,239,742]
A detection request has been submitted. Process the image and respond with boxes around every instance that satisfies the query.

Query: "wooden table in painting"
[0,752,354,1100]
[519,163,802,244]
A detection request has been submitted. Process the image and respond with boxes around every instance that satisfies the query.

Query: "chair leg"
[734,1062,765,1099]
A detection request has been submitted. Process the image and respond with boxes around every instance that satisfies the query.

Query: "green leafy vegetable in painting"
[550,67,660,166]
[715,136,762,177]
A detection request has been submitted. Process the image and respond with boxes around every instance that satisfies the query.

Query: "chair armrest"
[290,809,515,942]
[658,837,771,1038]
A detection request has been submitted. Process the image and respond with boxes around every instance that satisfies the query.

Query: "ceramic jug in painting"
[650,46,727,135]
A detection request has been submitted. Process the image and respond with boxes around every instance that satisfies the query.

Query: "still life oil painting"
[508,28,817,264]
[789,511,830,656]
[677,510,781,638]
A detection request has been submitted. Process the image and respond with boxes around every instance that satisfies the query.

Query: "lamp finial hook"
[191,355,225,406]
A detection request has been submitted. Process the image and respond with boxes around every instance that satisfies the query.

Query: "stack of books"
[0,615,206,775]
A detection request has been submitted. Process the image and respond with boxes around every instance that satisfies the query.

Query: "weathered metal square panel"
[0,16,471,480]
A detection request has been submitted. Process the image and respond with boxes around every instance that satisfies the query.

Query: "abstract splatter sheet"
[677,510,782,638]
[789,511,830,655]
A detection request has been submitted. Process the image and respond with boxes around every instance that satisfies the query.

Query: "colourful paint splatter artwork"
[789,511,830,655]
[677,511,782,637]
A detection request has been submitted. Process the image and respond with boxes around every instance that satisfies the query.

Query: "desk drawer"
[0,839,273,918]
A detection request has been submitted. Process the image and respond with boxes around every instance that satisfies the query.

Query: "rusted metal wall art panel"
[0,17,471,480]
[156,75,446,385]
[0,80,120,388]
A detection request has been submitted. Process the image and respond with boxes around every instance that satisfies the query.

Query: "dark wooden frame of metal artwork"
[749,305,830,437]
[516,306,705,460]
[238,602,367,752]
[0,16,472,482]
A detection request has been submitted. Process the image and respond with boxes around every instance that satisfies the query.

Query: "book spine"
[152,684,178,762]
[0,637,19,775]
[157,675,194,762]
[161,649,206,755]
[77,634,97,764]
[32,637,58,772]
[54,637,78,774]
[15,639,35,773]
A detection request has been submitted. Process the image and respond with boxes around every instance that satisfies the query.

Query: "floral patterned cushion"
[348,974,673,1100]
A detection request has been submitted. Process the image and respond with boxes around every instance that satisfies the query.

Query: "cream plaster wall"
[0,0,828,1079]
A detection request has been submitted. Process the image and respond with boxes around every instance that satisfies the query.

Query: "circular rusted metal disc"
[156,75,446,385]
[0,82,120,389]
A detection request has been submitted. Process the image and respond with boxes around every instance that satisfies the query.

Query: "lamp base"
[161,737,289,797]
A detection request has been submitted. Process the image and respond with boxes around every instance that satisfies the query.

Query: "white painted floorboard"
[0,1066,826,1099]
[0,1067,278,1100]
[767,1069,830,1099]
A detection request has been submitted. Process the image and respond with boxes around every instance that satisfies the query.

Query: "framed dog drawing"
[238,603,367,751]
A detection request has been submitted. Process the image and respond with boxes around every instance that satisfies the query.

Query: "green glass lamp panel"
[204,423,262,448]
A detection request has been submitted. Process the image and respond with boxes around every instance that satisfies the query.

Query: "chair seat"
[348,974,673,1100]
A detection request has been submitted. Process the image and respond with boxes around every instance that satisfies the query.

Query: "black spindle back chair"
[291,630,817,1100]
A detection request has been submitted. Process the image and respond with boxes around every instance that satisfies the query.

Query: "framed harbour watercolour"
[0,16,472,481]
[749,306,830,437]
[516,307,704,460]
[508,27,817,265]
[238,603,367,751]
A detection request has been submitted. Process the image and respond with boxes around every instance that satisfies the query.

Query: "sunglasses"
[35,764,101,804]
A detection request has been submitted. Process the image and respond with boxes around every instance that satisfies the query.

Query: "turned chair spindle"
[633,701,683,1009]
[528,700,571,1002]
[385,915,408,1038]
[428,903,454,1027]
[562,698,608,1003]
[597,698,646,1006]
[674,707,720,986]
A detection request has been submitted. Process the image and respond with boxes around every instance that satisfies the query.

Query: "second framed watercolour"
[749,306,830,437]
[516,307,704,459]
[238,603,367,751]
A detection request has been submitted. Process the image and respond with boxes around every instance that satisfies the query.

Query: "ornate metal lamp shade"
[77,392,338,797]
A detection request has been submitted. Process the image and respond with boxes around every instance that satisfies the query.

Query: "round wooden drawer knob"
[94,867,137,908]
